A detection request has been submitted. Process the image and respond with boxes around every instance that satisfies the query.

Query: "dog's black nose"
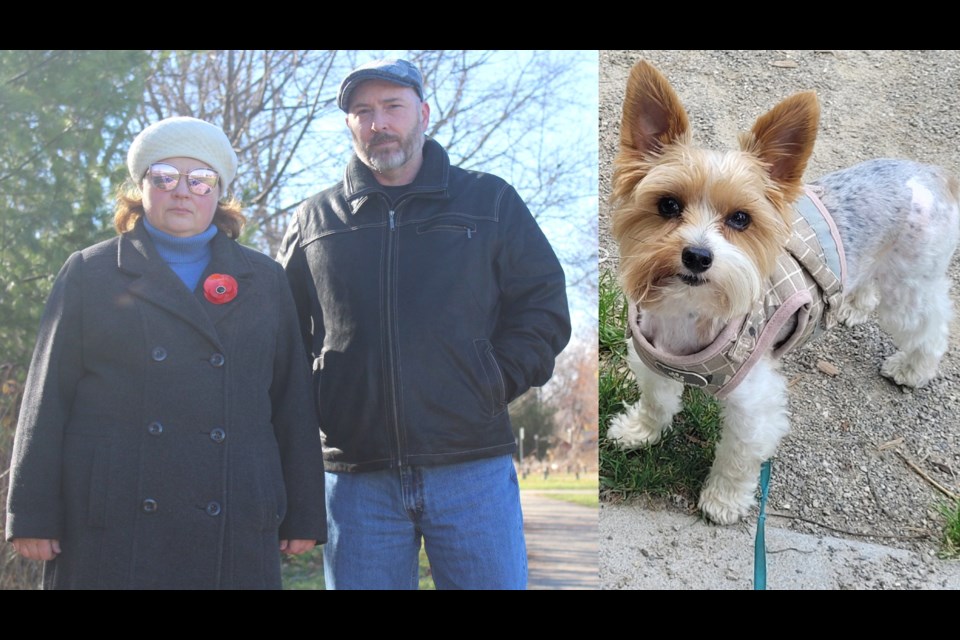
[682,246,713,273]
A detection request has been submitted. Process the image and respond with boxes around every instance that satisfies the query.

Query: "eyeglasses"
[146,163,220,196]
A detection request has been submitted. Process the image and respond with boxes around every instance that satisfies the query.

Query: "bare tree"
[136,50,597,298]
[541,336,599,468]
[137,50,346,249]
[409,50,597,299]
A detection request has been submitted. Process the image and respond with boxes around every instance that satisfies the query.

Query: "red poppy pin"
[203,274,238,305]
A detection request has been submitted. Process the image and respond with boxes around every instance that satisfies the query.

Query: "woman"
[5,117,325,589]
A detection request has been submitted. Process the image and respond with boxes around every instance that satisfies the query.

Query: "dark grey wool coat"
[5,221,326,589]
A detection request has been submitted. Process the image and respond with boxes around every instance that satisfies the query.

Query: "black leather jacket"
[278,139,570,472]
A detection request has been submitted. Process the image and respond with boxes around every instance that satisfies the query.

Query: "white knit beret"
[127,116,238,187]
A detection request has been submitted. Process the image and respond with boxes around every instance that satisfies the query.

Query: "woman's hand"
[11,538,61,561]
[279,539,316,555]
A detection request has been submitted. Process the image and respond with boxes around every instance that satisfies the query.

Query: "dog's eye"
[726,211,751,231]
[658,197,682,219]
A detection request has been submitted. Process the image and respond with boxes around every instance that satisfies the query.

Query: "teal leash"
[754,459,771,590]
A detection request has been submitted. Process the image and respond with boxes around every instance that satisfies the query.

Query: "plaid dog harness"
[630,186,847,399]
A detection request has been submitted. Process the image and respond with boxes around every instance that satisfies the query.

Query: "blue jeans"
[323,454,527,590]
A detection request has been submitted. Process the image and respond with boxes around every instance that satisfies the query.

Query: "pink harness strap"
[629,188,846,398]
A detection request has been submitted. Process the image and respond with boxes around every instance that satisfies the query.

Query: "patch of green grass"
[518,472,598,491]
[937,499,960,559]
[541,493,599,508]
[282,546,325,590]
[599,269,628,356]
[282,544,436,590]
[418,545,435,590]
[598,268,723,505]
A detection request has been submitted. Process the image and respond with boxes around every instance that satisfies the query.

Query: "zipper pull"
[389,210,395,230]
[466,227,472,239]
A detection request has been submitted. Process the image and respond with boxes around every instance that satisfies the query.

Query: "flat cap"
[338,59,424,112]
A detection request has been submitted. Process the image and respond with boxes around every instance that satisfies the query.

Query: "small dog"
[607,60,960,525]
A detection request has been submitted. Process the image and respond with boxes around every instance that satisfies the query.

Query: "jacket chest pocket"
[416,217,478,239]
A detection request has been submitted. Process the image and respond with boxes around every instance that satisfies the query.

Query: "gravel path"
[599,50,960,558]
[521,492,599,589]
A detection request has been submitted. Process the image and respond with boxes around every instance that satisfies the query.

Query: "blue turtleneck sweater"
[143,218,219,292]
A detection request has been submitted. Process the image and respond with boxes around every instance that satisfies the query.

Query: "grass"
[518,472,598,491]
[598,268,723,506]
[282,547,326,589]
[540,493,599,508]
[937,500,960,559]
[518,469,598,508]
[600,268,960,559]
[283,543,436,590]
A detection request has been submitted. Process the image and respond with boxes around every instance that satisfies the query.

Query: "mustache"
[369,132,401,146]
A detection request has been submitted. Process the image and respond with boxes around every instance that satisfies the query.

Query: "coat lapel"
[194,230,256,330]
[119,222,225,351]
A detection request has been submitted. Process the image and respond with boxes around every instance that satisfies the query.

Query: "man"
[278,58,570,590]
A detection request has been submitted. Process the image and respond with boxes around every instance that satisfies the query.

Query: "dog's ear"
[620,60,691,158]
[613,61,691,204]
[740,91,820,204]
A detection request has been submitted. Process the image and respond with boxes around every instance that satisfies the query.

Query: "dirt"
[599,50,960,557]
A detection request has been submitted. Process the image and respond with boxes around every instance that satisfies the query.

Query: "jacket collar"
[118,219,255,350]
[342,137,451,215]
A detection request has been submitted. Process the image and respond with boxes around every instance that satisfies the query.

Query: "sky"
[296,50,599,342]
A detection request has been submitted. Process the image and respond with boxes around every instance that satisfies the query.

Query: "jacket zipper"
[385,206,403,466]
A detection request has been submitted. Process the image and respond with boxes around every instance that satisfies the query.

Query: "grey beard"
[366,147,407,173]
[354,131,423,174]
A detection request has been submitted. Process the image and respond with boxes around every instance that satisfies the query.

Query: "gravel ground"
[599,50,960,558]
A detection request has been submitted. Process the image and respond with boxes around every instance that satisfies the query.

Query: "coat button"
[142,499,159,513]
[210,428,226,443]
[147,422,163,436]
[205,501,222,517]
[209,353,225,367]
[151,347,167,362]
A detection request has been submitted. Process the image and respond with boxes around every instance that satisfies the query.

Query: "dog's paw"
[606,401,668,449]
[881,351,936,388]
[837,303,871,327]
[698,477,755,525]
[838,285,879,327]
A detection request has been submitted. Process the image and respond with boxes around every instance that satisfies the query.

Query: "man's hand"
[11,538,61,561]
[280,539,316,555]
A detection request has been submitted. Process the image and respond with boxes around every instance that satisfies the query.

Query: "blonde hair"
[113,180,246,239]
